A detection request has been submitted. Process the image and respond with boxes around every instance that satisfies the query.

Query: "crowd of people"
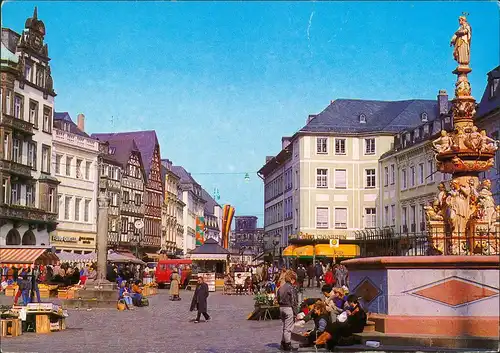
[275,267,366,352]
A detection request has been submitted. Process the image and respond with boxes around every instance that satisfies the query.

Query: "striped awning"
[190,253,228,261]
[0,247,59,265]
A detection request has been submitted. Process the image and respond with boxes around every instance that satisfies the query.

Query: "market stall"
[1,247,60,297]
[189,238,230,292]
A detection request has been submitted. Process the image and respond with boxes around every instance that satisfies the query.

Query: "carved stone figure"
[432,130,452,153]
[450,16,471,66]
[464,126,482,151]
[445,180,471,236]
[479,130,499,153]
[478,180,496,227]
[455,79,471,97]
[452,126,466,150]
[436,182,447,208]
[424,203,444,221]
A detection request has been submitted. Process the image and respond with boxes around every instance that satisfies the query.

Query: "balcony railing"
[355,229,500,257]
[54,129,98,151]
[0,160,33,178]
[0,114,34,135]
[0,204,57,223]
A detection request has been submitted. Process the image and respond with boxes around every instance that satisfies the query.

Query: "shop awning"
[144,253,160,259]
[294,245,315,257]
[190,253,228,261]
[287,244,360,258]
[282,245,298,257]
[0,247,59,265]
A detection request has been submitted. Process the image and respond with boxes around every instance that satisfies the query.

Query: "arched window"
[6,229,21,245]
[22,230,36,245]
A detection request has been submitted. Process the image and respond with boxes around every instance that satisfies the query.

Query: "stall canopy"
[56,251,146,265]
[0,247,59,267]
[189,238,230,261]
[282,244,360,258]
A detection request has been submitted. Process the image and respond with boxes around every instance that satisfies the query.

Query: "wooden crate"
[5,287,18,297]
[1,319,22,337]
[57,290,68,299]
[35,314,50,334]
[39,289,50,299]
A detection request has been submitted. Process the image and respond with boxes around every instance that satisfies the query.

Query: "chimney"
[306,114,316,124]
[77,113,85,132]
[437,90,448,115]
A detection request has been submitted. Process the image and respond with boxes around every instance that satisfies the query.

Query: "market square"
[1,1,499,353]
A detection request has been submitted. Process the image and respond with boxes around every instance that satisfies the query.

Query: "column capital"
[98,191,110,208]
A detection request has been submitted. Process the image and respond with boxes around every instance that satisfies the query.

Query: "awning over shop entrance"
[282,244,360,259]
[0,247,59,267]
[282,245,297,257]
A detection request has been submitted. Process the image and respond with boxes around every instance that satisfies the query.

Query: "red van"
[155,259,193,288]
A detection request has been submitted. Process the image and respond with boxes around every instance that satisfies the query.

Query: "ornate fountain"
[425,15,500,255]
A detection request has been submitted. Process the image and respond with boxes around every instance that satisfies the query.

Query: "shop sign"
[51,235,78,243]
[289,232,347,241]
[198,272,216,292]
[79,237,95,245]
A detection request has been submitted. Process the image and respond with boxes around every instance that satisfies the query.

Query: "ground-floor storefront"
[50,230,96,254]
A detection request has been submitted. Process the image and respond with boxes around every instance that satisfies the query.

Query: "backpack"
[141,297,149,307]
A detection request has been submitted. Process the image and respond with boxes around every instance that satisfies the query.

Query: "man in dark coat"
[190,275,210,323]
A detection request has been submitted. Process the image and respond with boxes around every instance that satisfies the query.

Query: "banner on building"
[195,217,205,246]
[222,204,235,249]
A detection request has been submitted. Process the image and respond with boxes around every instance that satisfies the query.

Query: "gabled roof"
[53,112,89,137]
[91,134,145,175]
[201,188,220,215]
[91,131,159,177]
[171,165,199,186]
[190,238,229,255]
[300,99,441,134]
[476,66,500,119]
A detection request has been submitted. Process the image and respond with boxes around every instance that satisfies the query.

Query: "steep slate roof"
[91,133,144,173]
[477,66,500,118]
[171,165,199,186]
[201,188,220,215]
[190,238,229,254]
[91,131,158,176]
[301,99,441,134]
[53,112,89,137]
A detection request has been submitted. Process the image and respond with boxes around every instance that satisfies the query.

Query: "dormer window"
[490,78,499,99]
[359,113,366,124]
[109,147,116,155]
[63,122,70,132]
[421,112,428,122]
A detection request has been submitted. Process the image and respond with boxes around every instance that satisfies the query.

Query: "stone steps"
[353,332,498,351]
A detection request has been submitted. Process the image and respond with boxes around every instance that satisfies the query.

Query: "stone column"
[97,191,110,283]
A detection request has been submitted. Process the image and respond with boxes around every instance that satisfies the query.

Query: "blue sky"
[2,2,499,225]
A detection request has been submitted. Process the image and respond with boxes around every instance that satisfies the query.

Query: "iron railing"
[354,227,500,257]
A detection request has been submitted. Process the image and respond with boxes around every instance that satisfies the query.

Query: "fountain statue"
[426,14,499,255]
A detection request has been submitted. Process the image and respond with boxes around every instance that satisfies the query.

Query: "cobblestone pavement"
[0,288,322,353]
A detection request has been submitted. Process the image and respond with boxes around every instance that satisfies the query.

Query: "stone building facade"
[0,9,59,247]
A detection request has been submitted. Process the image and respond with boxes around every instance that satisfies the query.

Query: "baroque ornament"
[425,15,500,255]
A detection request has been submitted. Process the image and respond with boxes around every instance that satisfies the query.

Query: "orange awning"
[0,247,59,265]
[314,244,335,257]
[282,245,298,257]
[294,245,315,257]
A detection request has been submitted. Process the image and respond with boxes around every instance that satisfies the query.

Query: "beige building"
[259,97,447,247]
[378,94,451,232]
[161,159,185,254]
[52,112,99,253]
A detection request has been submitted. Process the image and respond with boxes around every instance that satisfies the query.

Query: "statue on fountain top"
[450,15,472,66]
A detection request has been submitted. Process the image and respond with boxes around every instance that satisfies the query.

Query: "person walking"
[190,275,210,323]
[277,270,298,351]
[315,262,324,288]
[169,268,181,301]
[296,264,306,291]
[307,263,315,288]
